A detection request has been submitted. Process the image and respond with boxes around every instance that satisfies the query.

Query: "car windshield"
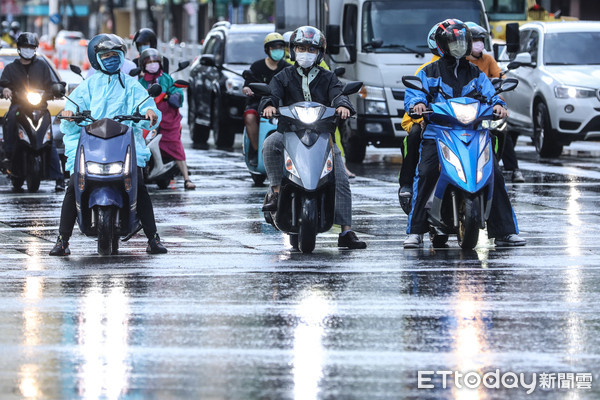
[225,32,268,64]
[544,32,600,65]
[362,0,485,53]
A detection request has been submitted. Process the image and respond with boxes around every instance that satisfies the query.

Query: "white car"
[500,21,600,158]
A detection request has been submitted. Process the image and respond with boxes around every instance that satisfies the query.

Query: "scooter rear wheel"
[457,197,480,250]
[97,206,116,256]
[298,197,317,253]
[251,174,266,186]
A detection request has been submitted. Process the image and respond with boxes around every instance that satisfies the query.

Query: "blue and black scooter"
[55,84,162,255]
[242,115,277,186]
[402,76,518,249]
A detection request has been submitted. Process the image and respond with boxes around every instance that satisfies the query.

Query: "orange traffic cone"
[60,57,68,70]
[82,61,90,70]
[53,55,59,68]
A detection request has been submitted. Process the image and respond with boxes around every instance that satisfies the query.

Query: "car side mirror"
[510,52,535,69]
[505,23,520,54]
[248,83,271,96]
[325,24,341,55]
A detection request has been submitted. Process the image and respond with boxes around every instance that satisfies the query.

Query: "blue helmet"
[87,34,126,72]
[427,23,441,56]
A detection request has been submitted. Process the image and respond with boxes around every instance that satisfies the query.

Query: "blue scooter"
[55,84,162,255]
[402,76,518,249]
[242,116,277,186]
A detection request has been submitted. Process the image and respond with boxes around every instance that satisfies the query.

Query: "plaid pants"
[263,131,352,226]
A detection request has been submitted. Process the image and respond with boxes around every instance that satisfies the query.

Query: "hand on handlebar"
[2,88,11,100]
[336,106,351,120]
[60,109,74,122]
[242,86,253,97]
[262,106,277,119]
[493,105,508,119]
[145,109,158,126]
[412,103,427,115]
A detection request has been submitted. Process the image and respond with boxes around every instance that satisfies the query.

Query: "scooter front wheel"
[26,156,41,193]
[298,197,317,253]
[97,206,116,256]
[457,197,480,250]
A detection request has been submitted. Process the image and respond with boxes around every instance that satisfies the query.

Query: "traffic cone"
[82,61,90,70]
[60,57,68,70]
[53,55,59,68]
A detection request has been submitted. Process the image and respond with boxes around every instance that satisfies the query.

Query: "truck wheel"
[97,206,115,256]
[457,197,480,250]
[533,102,563,158]
[212,96,235,149]
[26,156,41,193]
[342,127,366,163]
[298,197,317,253]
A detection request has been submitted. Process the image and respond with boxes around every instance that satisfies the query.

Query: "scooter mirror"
[200,54,216,67]
[129,68,141,77]
[402,75,425,92]
[174,80,189,88]
[341,81,363,96]
[242,69,252,80]
[334,67,346,77]
[249,83,271,96]
[499,78,518,93]
[70,64,82,77]
[148,84,162,98]
[51,82,66,98]
[177,60,190,71]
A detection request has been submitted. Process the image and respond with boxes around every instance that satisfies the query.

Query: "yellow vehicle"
[485,0,578,42]
[0,47,65,118]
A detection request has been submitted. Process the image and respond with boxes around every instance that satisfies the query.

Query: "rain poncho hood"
[60,70,161,173]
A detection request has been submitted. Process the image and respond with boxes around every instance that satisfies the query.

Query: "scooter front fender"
[88,186,124,209]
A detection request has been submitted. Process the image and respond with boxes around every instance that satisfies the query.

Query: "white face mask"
[145,62,160,74]
[19,48,35,60]
[296,52,317,69]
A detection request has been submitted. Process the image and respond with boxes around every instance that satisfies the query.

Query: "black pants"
[407,139,519,238]
[498,132,519,171]
[399,124,422,188]
[58,168,157,240]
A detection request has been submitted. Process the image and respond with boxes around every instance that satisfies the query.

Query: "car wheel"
[212,95,235,149]
[533,102,563,158]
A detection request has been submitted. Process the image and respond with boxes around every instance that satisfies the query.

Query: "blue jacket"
[60,67,161,173]
[404,57,505,139]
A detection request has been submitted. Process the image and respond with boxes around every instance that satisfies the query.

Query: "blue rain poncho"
[60,51,161,173]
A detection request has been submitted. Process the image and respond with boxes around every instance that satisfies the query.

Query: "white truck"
[275,0,492,162]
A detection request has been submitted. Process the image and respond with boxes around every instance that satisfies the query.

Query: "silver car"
[501,21,600,158]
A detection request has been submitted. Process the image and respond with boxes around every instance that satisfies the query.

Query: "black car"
[188,22,276,149]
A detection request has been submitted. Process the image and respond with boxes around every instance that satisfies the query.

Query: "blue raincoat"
[60,51,161,173]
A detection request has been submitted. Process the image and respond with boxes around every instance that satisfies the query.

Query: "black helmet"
[133,28,158,51]
[435,19,472,59]
[87,33,126,71]
[10,21,20,32]
[16,32,38,48]
[465,22,488,41]
[289,26,326,64]
[140,48,162,70]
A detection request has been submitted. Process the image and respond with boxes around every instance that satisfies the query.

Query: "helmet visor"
[448,35,469,58]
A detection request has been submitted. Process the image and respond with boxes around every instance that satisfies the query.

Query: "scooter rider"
[242,32,288,164]
[260,26,366,250]
[0,32,65,191]
[403,19,526,248]
[138,47,195,190]
[132,28,170,74]
[49,34,167,256]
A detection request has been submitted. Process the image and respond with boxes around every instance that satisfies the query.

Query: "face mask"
[145,62,160,74]
[19,48,35,60]
[270,49,284,62]
[472,41,485,55]
[448,40,468,59]
[101,55,121,73]
[296,52,317,69]
[139,45,150,53]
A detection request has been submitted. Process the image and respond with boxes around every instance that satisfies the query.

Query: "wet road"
[0,131,599,399]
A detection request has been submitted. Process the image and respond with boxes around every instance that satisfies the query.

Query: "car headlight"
[476,142,491,183]
[365,100,388,115]
[320,150,334,179]
[554,85,597,99]
[27,92,42,106]
[450,101,478,125]
[439,142,466,183]
[294,106,322,124]
[284,149,300,179]
[225,77,244,95]
[86,161,124,175]
[359,85,385,100]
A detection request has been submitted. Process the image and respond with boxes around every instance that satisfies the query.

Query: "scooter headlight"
[27,92,42,106]
[294,106,322,124]
[450,101,478,125]
[86,161,124,175]
[439,142,466,183]
[284,149,300,179]
[320,150,334,179]
[476,142,491,183]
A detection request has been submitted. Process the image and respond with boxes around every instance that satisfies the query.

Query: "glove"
[167,92,182,108]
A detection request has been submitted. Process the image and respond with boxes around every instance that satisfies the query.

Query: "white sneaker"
[403,233,424,248]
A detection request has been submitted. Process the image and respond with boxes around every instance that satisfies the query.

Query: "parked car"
[500,21,600,158]
[188,22,275,148]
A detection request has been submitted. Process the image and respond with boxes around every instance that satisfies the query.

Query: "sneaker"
[511,170,525,183]
[262,191,278,212]
[55,179,65,192]
[49,235,70,256]
[403,233,423,248]
[146,233,168,254]
[338,231,367,249]
[494,234,526,247]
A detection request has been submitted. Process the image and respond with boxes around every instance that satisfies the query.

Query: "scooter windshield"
[85,118,129,139]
